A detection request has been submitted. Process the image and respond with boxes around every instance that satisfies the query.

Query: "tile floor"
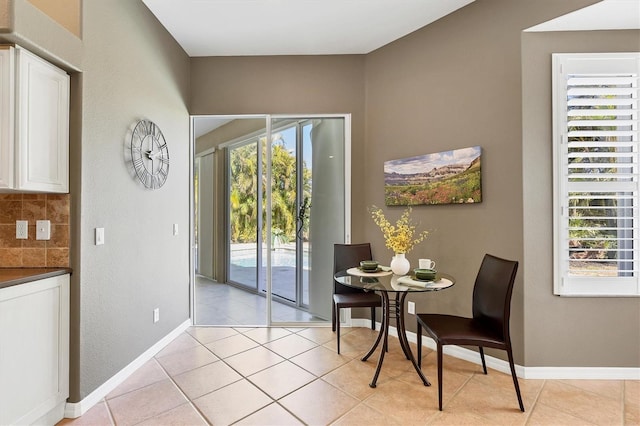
[59,326,639,426]
[194,276,322,325]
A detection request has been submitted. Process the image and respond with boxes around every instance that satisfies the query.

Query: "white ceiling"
[525,0,640,32]
[142,0,475,57]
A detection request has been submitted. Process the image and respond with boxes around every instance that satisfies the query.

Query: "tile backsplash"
[0,193,70,267]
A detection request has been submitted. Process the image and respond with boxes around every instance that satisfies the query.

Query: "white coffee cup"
[419,259,436,269]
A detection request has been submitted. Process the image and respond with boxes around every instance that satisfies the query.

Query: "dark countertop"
[0,268,72,290]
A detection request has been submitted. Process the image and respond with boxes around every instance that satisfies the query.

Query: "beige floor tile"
[342,327,380,340]
[61,326,633,426]
[155,344,218,376]
[323,328,380,358]
[359,343,414,380]
[205,333,259,358]
[423,351,483,376]
[233,326,258,333]
[280,379,359,425]
[290,345,351,376]
[559,379,624,400]
[466,369,544,408]
[395,365,472,407]
[186,326,238,344]
[323,358,394,400]
[242,327,292,344]
[406,351,477,393]
[626,400,640,425]
[106,379,188,426]
[429,410,500,425]
[625,380,640,425]
[57,401,113,425]
[172,359,243,399]
[537,380,623,425]
[136,402,208,425]
[297,326,338,344]
[155,333,201,358]
[235,403,304,425]
[263,333,318,358]
[527,402,597,425]
[362,378,440,424]
[193,379,273,425]
[248,360,316,399]
[445,378,529,423]
[107,359,168,399]
[225,346,286,376]
[625,380,640,403]
[332,402,401,425]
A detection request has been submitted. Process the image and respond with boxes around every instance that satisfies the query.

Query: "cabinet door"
[0,275,70,425]
[0,47,14,189]
[15,48,69,193]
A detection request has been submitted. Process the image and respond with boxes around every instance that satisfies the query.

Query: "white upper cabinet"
[0,47,14,189]
[0,45,70,193]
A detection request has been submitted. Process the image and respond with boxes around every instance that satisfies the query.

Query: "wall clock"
[128,119,170,189]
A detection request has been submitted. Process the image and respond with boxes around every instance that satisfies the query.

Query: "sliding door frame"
[189,114,351,327]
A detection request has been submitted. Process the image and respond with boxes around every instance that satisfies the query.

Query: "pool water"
[231,249,309,269]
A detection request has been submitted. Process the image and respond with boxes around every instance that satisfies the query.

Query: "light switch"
[36,220,51,240]
[173,223,179,236]
[95,227,105,245]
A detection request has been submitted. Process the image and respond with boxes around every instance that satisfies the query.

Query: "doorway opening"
[192,115,350,326]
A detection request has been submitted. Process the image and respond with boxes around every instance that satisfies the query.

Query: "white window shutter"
[553,52,640,296]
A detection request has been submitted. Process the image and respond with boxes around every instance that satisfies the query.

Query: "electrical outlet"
[408,301,416,315]
[16,220,28,239]
[153,308,160,323]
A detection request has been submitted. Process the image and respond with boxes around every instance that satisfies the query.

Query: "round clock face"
[129,119,169,189]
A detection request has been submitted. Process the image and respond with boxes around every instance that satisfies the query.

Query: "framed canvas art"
[384,146,482,206]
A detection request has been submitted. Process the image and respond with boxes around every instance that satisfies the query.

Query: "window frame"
[552,52,640,297]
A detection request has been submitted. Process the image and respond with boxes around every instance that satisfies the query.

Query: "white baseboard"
[350,319,640,380]
[64,319,191,419]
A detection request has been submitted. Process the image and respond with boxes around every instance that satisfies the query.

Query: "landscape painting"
[384,146,482,206]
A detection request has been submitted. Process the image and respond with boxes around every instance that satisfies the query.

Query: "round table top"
[335,269,455,293]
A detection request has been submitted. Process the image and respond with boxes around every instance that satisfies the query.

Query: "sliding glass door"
[228,138,262,292]
[268,117,347,323]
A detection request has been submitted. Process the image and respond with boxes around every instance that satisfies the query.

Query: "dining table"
[334,267,455,388]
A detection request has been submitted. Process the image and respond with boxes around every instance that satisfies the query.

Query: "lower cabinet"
[0,274,70,425]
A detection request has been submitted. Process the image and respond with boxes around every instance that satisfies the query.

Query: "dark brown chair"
[332,243,382,354]
[416,254,524,412]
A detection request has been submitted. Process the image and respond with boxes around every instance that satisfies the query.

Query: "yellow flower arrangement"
[369,206,429,254]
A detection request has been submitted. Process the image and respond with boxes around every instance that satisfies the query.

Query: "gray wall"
[2,0,192,400]
[74,0,191,399]
[522,30,640,367]
[362,0,601,365]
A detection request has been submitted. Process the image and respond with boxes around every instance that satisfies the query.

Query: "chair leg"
[479,346,487,374]
[370,306,376,330]
[437,343,444,411]
[332,301,336,332]
[417,322,422,368]
[335,306,342,354]
[507,347,525,412]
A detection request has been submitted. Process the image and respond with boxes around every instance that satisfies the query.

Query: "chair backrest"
[333,243,373,294]
[472,254,519,341]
